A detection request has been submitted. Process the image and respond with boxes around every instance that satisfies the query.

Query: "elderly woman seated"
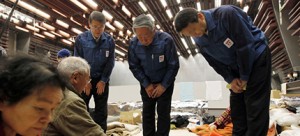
[0,55,66,136]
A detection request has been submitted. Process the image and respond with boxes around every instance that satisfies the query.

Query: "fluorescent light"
[166,9,173,19]
[177,51,180,55]
[71,28,83,34]
[116,44,127,52]
[25,24,39,32]
[102,10,113,22]
[62,39,72,45]
[58,30,70,37]
[243,5,249,13]
[132,17,136,21]
[11,0,51,19]
[119,31,124,37]
[34,23,47,30]
[52,9,67,18]
[33,32,45,38]
[113,0,118,4]
[179,6,183,11]
[15,26,29,32]
[56,19,69,29]
[41,22,55,31]
[197,2,201,11]
[191,37,195,44]
[113,20,124,30]
[43,32,56,39]
[50,31,62,37]
[177,0,180,4]
[70,0,88,12]
[181,38,188,49]
[138,1,147,12]
[70,17,82,26]
[82,0,98,10]
[122,5,131,17]
[115,49,125,56]
[215,0,221,7]
[160,0,167,8]
[105,22,116,31]
[156,24,160,29]
[187,50,191,54]
[127,30,132,35]
[195,49,199,52]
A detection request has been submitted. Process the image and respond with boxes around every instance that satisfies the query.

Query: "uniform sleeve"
[52,100,106,136]
[74,36,83,57]
[128,40,150,88]
[161,37,179,89]
[223,7,257,81]
[101,37,115,83]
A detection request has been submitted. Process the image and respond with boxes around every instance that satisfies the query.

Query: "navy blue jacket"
[74,31,115,82]
[194,5,267,83]
[128,31,179,89]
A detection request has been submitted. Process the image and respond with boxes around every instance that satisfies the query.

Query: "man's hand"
[83,82,92,95]
[145,84,155,98]
[96,81,106,95]
[230,78,247,93]
[152,84,166,98]
[230,78,243,93]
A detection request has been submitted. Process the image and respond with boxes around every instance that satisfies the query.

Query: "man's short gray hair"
[89,11,106,24]
[132,14,155,33]
[57,56,90,79]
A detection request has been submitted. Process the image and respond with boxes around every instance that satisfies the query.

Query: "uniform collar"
[87,30,107,42]
[201,10,216,32]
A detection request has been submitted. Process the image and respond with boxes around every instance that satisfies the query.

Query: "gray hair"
[89,11,106,24]
[57,56,90,79]
[132,14,155,33]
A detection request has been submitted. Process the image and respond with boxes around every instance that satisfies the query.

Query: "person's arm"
[128,40,150,88]
[74,35,83,57]
[161,37,179,89]
[100,38,115,83]
[53,99,106,136]
[223,6,260,82]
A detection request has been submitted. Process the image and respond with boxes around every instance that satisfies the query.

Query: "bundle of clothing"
[188,108,276,136]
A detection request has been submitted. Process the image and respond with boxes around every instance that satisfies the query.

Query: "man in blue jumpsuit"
[128,14,179,136]
[174,6,271,136]
[74,11,115,132]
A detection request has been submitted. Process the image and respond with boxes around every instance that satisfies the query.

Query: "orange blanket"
[189,123,233,136]
[189,123,276,136]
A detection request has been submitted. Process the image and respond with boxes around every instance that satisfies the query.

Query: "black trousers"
[230,48,271,136]
[81,77,109,132]
[141,83,174,136]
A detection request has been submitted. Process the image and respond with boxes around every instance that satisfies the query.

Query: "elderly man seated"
[42,56,106,136]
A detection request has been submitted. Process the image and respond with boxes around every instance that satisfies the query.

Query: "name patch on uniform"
[106,51,109,57]
[223,38,234,48]
[159,55,164,62]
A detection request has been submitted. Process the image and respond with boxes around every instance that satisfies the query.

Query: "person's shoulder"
[214,5,239,15]
[76,31,89,40]
[102,32,114,39]
[157,31,173,42]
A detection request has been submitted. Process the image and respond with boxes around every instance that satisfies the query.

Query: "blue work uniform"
[74,30,115,132]
[128,31,179,136]
[194,5,271,136]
